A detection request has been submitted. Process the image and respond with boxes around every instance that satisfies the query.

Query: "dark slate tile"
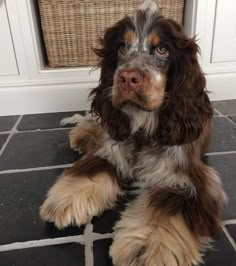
[92,193,135,234]
[17,111,86,131]
[208,117,236,152]
[229,115,236,124]
[226,224,236,243]
[0,243,84,266]
[206,154,236,219]
[0,169,84,245]
[0,130,78,171]
[0,134,8,150]
[0,116,19,132]
[94,239,113,266]
[213,100,236,115]
[204,232,236,266]
[92,209,120,234]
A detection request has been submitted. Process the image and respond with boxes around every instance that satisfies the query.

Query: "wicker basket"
[38,0,185,67]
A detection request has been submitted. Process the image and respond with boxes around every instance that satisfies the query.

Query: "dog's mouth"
[112,90,161,111]
[112,69,166,111]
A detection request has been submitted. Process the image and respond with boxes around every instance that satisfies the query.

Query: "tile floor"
[0,101,236,266]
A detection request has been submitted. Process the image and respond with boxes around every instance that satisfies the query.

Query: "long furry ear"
[157,20,213,145]
[90,18,132,141]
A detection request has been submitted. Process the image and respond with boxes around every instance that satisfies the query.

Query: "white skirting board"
[0,73,236,116]
[206,73,236,101]
[0,82,95,116]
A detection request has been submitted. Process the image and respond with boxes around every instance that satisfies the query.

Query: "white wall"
[194,0,236,101]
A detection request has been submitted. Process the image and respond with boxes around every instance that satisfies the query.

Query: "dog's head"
[90,1,213,145]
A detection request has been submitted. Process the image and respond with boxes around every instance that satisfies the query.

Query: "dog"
[40,1,226,265]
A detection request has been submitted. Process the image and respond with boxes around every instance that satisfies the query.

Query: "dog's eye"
[119,42,132,54]
[155,45,169,57]
[119,42,126,53]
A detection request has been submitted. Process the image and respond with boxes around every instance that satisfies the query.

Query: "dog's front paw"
[69,127,83,151]
[60,114,86,126]
[40,176,102,229]
[110,220,199,266]
[110,229,152,266]
[40,173,120,230]
[110,235,179,266]
[69,127,100,154]
[40,195,83,230]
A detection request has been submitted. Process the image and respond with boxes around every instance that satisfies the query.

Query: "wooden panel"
[212,0,236,63]
[0,0,18,76]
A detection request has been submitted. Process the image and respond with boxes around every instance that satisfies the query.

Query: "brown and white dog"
[40,1,226,265]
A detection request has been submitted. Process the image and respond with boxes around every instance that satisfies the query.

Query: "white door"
[211,0,236,63]
[0,0,18,76]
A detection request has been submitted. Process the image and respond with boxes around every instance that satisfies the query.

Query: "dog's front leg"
[110,190,204,266]
[61,113,104,154]
[40,156,123,229]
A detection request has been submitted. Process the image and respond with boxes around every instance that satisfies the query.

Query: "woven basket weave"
[38,0,185,67]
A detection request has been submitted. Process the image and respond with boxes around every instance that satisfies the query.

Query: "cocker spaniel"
[40,1,226,265]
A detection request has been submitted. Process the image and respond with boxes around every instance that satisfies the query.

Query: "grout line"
[0,230,113,253]
[0,131,11,135]
[214,109,236,126]
[224,115,236,127]
[14,127,74,134]
[0,231,113,254]
[0,235,86,252]
[226,115,236,126]
[0,127,74,135]
[83,223,113,266]
[0,116,23,158]
[0,164,74,175]
[0,211,113,253]
[213,108,224,117]
[223,226,236,252]
[213,108,225,117]
[206,151,236,156]
[90,232,114,240]
[84,223,94,266]
[224,220,236,225]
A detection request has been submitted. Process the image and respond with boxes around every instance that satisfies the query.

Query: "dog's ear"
[92,22,125,85]
[90,19,131,141]
[157,20,213,145]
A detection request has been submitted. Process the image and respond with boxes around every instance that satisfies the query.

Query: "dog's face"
[112,10,169,111]
[91,3,213,145]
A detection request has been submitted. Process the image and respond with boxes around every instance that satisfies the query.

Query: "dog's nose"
[118,70,143,91]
